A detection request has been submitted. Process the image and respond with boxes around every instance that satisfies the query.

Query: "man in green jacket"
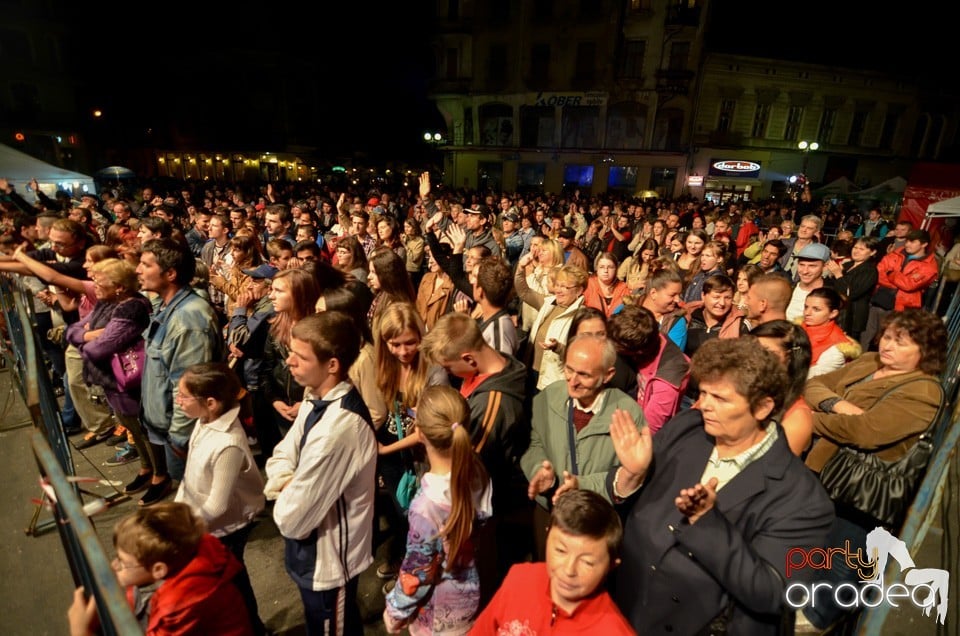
[521,334,646,559]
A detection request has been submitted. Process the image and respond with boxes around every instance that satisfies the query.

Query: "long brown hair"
[375,302,428,412]
[416,385,488,570]
[269,268,320,346]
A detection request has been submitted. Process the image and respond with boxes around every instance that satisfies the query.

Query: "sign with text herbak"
[708,158,762,178]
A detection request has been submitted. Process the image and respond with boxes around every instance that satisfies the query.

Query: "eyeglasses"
[175,392,198,404]
[111,557,145,572]
[50,240,76,249]
[555,284,580,292]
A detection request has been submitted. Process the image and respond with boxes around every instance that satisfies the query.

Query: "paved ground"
[0,363,953,635]
[0,366,392,635]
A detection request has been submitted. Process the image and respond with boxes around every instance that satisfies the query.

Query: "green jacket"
[521,380,646,509]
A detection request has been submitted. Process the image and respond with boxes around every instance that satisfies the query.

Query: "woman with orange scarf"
[802,287,859,378]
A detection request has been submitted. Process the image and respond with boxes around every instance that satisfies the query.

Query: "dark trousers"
[299,576,362,636]
[220,523,266,636]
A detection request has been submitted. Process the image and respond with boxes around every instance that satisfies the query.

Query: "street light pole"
[798,140,819,177]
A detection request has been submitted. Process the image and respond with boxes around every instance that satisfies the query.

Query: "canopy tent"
[855,176,907,198]
[813,176,859,197]
[0,142,96,200]
[925,195,960,218]
[899,163,960,255]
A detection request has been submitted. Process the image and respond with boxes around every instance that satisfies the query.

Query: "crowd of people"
[0,172,953,635]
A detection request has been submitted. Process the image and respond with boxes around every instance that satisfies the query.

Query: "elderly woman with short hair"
[514,259,588,391]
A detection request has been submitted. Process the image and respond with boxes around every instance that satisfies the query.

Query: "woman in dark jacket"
[64,258,159,498]
[825,236,879,342]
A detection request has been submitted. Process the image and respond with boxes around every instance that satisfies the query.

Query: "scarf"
[804,320,850,364]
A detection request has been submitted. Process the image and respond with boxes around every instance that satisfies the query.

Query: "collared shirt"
[573,389,607,415]
[701,423,778,490]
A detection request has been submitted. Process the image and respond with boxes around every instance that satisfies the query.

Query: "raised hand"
[553,470,579,504]
[419,171,431,199]
[527,460,556,499]
[610,408,652,478]
[675,477,718,524]
[446,223,466,251]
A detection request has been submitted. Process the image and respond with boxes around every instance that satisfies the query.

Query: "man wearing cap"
[557,226,589,271]
[463,203,502,260]
[860,228,939,349]
[228,262,280,461]
[501,211,527,268]
[785,242,833,321]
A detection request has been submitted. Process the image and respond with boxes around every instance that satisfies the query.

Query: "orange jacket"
[875,248,938,310]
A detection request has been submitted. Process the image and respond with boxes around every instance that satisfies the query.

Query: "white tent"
[925,195,960,219]
[0,142,96,200]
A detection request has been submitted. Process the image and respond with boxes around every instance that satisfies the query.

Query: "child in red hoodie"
[469,490,635,635]
[68,502,253,636]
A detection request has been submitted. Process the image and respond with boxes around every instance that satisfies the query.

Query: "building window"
[445,47,459,80]
[608,166,639,191]
[605,102,647,149]
[717,99,735,133]
[478,162,503,192]
[490,0,510,25]
[629,0,653,11]
[751,103,770,138]
[562,106,600,148]
[784,106,803,141]
[531,43,550,82]
[564,165,595,188]
[619,40,646,79]
[488,44,507,84]
[653,108,684,151]
[879,111,899,150]
[818,108,837,144]
[579,0,602,20]
[848,110,868,146]
[533,0,553,21]
[668,41,690,71]
[575,42,596,80]
[518,163,547,189]
[520,106,555,147]
[480,103,513,146]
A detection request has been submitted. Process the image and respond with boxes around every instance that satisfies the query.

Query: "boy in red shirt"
[470,490,635,635]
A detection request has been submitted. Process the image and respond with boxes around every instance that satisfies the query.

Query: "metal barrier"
[0,274,137,634]
[855,282,960,634]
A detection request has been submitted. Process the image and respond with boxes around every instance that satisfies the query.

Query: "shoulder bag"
[111,339,146,393]
[817,377,944,529]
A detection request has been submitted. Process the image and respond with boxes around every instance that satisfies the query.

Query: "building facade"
[427,0,960,200]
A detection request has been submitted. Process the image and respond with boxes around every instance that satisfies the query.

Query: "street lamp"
[798,140,819,176]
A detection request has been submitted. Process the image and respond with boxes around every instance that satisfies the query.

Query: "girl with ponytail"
[383,385,492,635]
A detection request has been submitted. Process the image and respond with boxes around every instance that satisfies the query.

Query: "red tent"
[900,162,960,254]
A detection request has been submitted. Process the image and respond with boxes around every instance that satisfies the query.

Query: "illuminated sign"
[687,175,704,186]
[531,91,608,107]
[708,158,762,178]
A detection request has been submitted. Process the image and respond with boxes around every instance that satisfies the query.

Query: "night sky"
[69,2,955,160]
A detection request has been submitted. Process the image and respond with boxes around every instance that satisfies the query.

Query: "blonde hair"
[539,239,564,268]
[416,385,488,570]
[91,258,138,292]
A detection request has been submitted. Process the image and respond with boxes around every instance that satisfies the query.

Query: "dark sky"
[708,1,952,82]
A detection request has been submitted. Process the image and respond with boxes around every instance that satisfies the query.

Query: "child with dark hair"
[469,490,635,635]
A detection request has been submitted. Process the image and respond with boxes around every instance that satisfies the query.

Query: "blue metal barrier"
[855,283,960,633]
[0,274,137,633]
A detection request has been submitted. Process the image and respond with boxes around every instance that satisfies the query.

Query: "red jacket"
[138,534,253,636]
[470,562,636,635]
[734,219,759,258]
[875,249,938,311]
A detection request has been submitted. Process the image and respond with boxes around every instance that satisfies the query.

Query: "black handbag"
[818,378,944,528]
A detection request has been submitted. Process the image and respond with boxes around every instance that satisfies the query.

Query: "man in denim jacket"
[138,238,223,492]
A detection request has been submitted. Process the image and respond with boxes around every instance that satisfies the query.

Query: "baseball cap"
[796,243,831,262]
[464,204,490,216]
[558,227,576,239]
[241,263,280,279]
[503,212,519,223]
[367,197,380,207]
